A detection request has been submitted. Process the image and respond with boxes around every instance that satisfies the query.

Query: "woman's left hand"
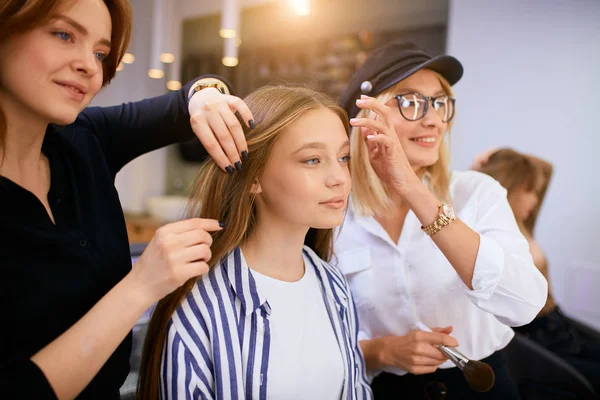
[350,95,419,195]
[188,87,254,172]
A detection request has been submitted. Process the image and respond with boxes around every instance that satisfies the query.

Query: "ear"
[250,179,262,194]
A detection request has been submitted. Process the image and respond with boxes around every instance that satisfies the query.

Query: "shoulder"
[451,170,505,194]
[450,170,507,207]
[170,261,229,331]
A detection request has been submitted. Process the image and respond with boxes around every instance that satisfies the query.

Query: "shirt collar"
[223,247,270,316]
[222,245,348,316]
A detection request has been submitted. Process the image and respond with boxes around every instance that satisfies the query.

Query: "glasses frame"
[395,93,456,123]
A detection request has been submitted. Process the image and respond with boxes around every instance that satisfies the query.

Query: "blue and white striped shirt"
[160,246,373,399]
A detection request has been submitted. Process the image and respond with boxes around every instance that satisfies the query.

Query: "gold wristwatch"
[421,203,456,236]
[188,78,230,101]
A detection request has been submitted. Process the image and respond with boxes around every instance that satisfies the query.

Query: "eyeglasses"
[395,93,456,123]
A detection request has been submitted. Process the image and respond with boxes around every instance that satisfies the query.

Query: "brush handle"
[415,322,470,370]
[439,345,469,369]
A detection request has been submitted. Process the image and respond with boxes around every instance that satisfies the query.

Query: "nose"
[72,46,101,77]
[421,100,445,128]
[325,160,350,189]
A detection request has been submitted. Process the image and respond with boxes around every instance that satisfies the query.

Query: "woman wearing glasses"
[334,42,548,399]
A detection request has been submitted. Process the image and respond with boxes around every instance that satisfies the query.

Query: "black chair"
[566,316,600,343]
[504,332,598,400]
[120,243,151,400]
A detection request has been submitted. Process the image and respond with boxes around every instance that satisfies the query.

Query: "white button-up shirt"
[333,170,548,376]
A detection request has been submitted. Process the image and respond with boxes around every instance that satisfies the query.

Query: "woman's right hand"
[127,218,223,305]
[376,327,459,375]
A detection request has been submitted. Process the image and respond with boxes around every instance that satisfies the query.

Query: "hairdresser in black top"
[332,42,548,399]
[0,0,253,399]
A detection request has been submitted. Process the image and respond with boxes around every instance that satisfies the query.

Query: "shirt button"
[79,238,88,247]
[56,198,61,204]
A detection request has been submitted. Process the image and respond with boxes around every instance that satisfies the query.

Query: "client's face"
[256,107,351,230]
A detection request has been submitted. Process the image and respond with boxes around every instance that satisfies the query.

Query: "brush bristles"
[463,360,495,393]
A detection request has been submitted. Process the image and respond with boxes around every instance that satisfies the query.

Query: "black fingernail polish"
[225,165,234,174]
[241,150,249,161]
[249,119,255,129]
[234,161,243,171]
[218,221,227,228]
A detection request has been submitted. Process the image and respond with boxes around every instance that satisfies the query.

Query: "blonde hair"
[350,71,454,216]
[138,85,350,399]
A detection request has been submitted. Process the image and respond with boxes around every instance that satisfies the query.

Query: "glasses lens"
[433,96,455,122]
[397,93,427,121]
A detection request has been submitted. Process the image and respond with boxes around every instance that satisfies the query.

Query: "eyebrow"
[396,89,447,97]
[293,140,350,155]
[53,15,112,48]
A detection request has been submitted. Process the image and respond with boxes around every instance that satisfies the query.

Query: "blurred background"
[91,0,600,331]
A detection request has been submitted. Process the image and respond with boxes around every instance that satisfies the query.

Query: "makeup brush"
[416,322,495,393]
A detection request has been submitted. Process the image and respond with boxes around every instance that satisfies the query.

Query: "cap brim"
[419,55,464,86]
[378,55,464,95]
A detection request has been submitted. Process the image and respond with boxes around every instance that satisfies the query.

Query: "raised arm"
[77,76,254,176]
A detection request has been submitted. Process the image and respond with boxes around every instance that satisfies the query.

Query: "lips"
[320,196,346,209]
[55,80,88,94]
[409,137,436,143]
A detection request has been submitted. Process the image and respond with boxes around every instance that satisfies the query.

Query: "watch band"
[187,79,229,102]
[421,204,455,236]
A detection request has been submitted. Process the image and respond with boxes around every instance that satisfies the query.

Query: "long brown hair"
[476,148,553,235]
[137,85,350,399]
[350,72,454,216]
[0,0,131,155]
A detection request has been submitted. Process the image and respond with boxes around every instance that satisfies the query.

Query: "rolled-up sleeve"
[457,178,548,327]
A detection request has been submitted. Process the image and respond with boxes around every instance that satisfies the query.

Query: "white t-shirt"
[251,255,344,399]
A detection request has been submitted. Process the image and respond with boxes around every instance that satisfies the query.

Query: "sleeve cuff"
[458,234,505,299]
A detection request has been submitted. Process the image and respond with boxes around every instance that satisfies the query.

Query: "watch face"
[442,204,455,220]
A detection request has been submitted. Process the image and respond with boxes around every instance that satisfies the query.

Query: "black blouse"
[0,79,209,399]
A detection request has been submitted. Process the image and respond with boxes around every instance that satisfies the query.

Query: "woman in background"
[138,86,372,400]
[474,148,600,393]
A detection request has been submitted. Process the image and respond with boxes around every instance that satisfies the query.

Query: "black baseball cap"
[339,42,464,118]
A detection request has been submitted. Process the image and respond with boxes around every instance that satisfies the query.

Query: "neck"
[0,92,49,180]
[241,209,308,282]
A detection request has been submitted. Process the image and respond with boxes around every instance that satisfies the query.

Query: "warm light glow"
[148,68,164,79]
[122,53,135,64]
[116,62,124,71]
[222,56,239,67]
[166,80,182,91]
[289,0,310,15]
[219,28,237,38]
[235,37,242,47]
[160,53,175,63]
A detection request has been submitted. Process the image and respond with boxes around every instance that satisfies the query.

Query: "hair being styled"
[475,148,553,235]
[0,0,132,154]
[137,85,350,399]
[350,71,453,216]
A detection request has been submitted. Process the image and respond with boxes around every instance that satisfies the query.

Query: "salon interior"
[86,0,600,398]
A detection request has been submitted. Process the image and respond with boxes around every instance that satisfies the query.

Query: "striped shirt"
[160,246,373,400]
